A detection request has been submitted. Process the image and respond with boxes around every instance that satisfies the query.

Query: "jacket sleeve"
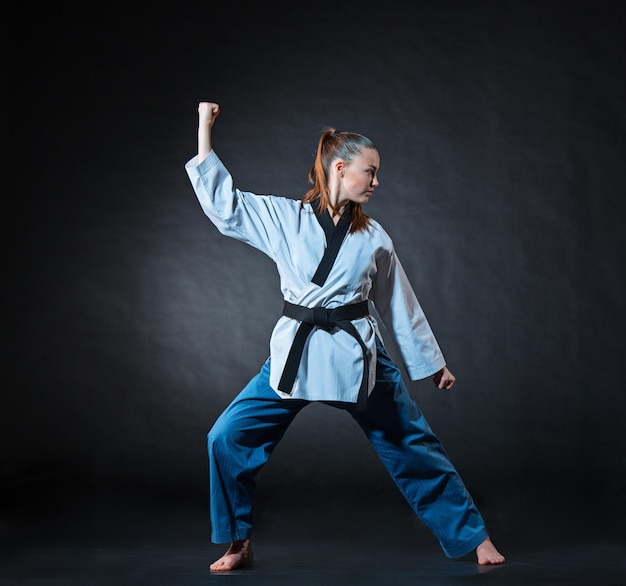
[370,246,446,380]
[185,150,284,260]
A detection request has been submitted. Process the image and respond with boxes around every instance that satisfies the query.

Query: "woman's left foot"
[476,538,505,565]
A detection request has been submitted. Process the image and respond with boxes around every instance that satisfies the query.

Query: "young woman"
[185,102,505,571]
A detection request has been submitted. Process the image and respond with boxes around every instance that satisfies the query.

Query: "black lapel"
[310,200,353,286]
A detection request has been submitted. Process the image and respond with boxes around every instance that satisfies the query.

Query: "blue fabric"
[207,338,488,558]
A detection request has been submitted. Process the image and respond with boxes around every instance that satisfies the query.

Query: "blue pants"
[207,338,488,558]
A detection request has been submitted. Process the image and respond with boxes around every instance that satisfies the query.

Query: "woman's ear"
[334,160,345,178]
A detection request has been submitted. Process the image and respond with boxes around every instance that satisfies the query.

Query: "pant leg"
[207,359,308,543]
[347,338,488,558]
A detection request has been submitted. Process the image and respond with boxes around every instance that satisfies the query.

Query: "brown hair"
[302,128,377,233]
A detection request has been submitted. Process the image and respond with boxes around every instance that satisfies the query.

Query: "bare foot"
[210,539,253,571]
[476,537,505,565]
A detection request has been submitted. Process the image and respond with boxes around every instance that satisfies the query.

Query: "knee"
[207,416,243,458]
[207,424,228,456]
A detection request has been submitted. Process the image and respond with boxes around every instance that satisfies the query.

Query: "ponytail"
[302,128,375,233]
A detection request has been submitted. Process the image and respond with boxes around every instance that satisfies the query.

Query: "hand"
[433,366,456,390]
[199,102,220,127]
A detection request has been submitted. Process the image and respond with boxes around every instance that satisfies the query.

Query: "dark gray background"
[4,0,625,530]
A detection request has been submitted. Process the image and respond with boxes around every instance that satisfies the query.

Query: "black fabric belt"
[278,300,370,411]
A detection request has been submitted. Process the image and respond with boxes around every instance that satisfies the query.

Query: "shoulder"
[357,218,396,263]
[363,218,394,248]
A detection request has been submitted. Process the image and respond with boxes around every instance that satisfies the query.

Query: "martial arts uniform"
[185,150,489,558]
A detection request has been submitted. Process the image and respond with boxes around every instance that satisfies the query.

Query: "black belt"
[278,300,370,411]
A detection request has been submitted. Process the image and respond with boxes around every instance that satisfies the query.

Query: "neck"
[328,187,348,220]
[332,202,353,226]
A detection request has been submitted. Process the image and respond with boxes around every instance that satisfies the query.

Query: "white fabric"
[185,150,446,403]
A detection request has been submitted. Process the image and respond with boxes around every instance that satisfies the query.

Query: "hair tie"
[331,129,342,137]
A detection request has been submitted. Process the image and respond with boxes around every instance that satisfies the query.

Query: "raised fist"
[199,102,220,126]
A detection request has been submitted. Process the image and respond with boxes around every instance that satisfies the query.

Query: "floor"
[1,486,625,586]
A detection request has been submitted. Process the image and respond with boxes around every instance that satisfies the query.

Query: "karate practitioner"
[185,101,505,571]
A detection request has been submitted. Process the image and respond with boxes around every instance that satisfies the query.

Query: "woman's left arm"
[370,247,447,382]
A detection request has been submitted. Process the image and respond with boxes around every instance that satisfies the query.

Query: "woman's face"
[336,148,380,206]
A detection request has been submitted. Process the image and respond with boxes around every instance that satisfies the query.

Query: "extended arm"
[185,101,286,260]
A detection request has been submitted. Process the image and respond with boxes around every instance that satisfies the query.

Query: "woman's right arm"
[186,102,287,260]
[198,102,220,162]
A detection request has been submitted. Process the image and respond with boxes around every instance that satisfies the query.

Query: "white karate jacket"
[185,150,446,403]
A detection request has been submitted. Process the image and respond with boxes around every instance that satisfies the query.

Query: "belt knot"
[311,307,333,331]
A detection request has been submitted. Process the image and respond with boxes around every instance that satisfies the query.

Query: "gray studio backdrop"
[4,1,625,519]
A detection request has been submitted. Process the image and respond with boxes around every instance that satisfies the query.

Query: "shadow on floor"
[1,484,625,585]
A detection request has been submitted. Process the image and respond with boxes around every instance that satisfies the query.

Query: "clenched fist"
[433,366,456,390]
[199,102,220,127]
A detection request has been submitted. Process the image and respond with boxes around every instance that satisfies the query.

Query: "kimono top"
[185,150,446,404]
